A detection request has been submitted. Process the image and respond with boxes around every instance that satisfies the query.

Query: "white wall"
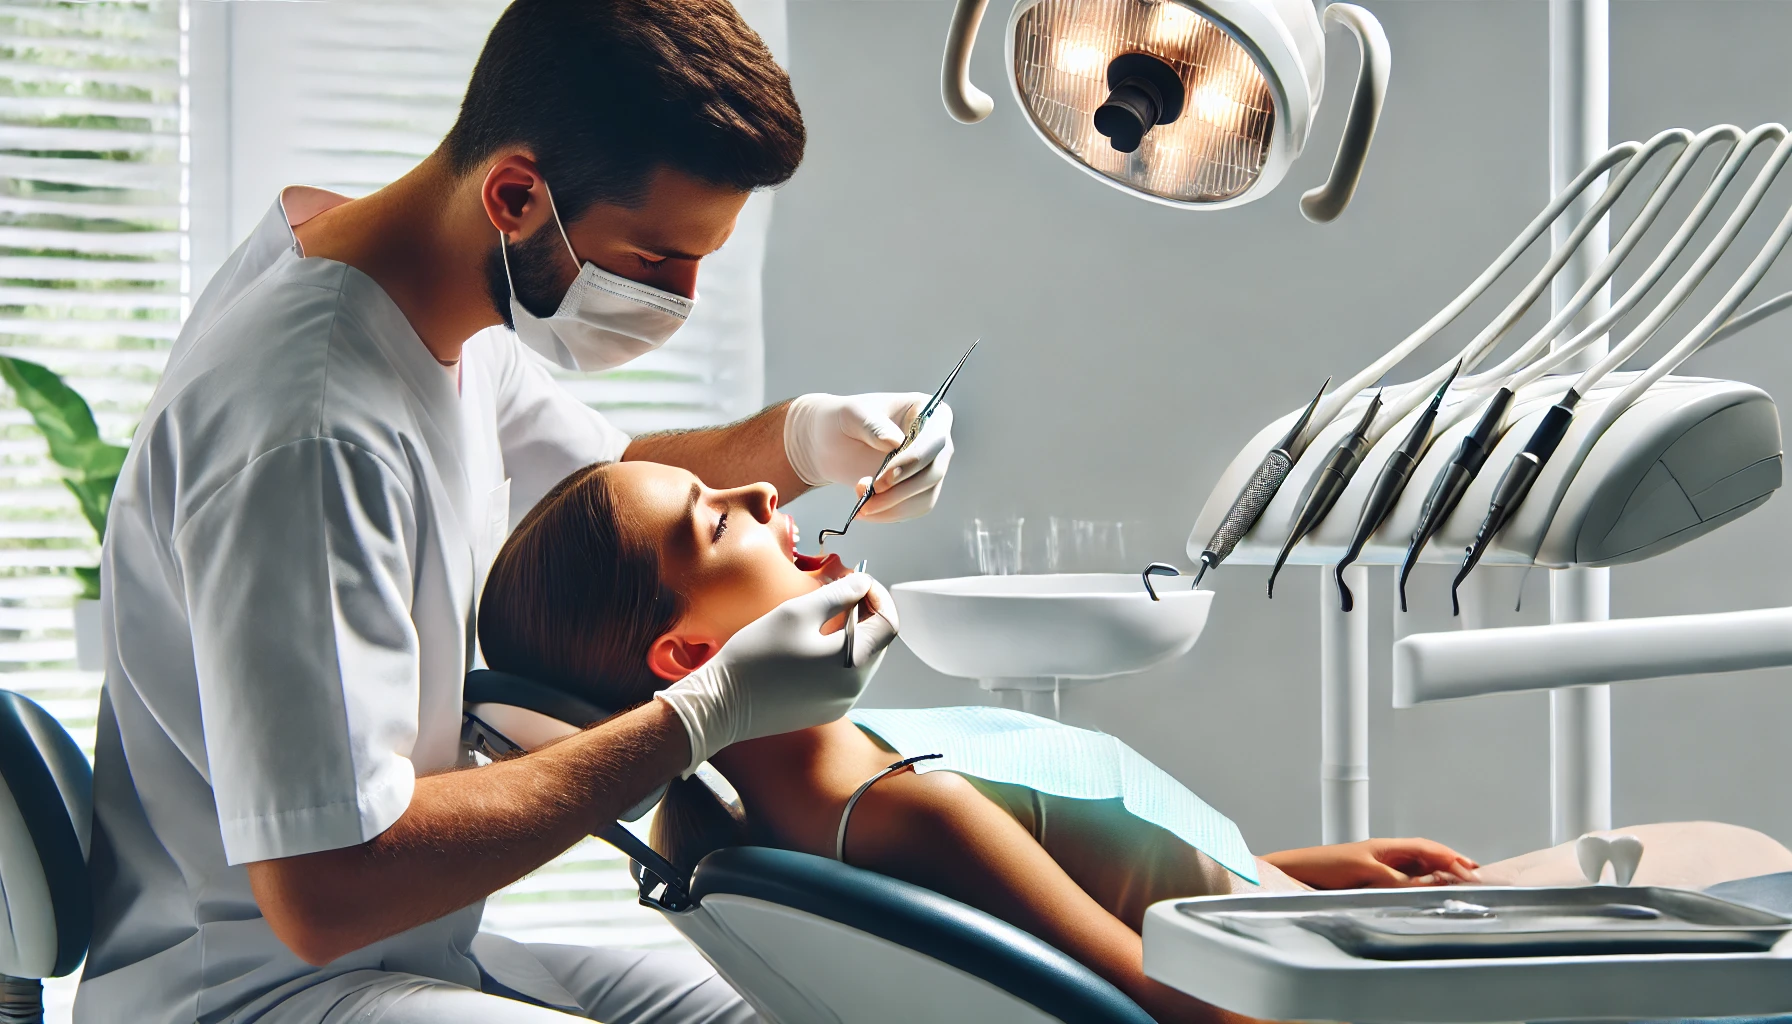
[766,0,1792,862]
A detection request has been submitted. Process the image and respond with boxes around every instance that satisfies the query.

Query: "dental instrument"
[1141,561,1189,601]
[1334,366,1456,612]
[1192,137,1660,575]
[1389,127,1762,600]
[818,339,977,546]
[941,0,1389,221]
[844,558,868,667]
[1191,376,1329,585]
[1382,125,1769,606]
[1451,393,1575,614]
[1396,387,1514,610]
[1199,134,1671,591]
[1449,127,1792,602]
[1266,390,1382,598]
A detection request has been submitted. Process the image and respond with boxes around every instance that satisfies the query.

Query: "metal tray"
[1182,886,1792,961]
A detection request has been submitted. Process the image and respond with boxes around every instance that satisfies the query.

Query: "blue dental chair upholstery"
[0,690,94,1021]
[672,846,1156,1024]
[464,669,1157,1024]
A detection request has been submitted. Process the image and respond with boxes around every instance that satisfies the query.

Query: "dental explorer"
[1334,364,1458,612]
[1266,389,1383,598]
[1396,385,1514,611]
[819,339,977,546]
[1191,377,1330,586]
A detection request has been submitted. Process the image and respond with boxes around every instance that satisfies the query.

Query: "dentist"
[74,1,948,1022]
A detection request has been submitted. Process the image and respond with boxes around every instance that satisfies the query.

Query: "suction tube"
[1194,377,1330,584]
[1396,388,1514,611]
[1267,391,1382,598]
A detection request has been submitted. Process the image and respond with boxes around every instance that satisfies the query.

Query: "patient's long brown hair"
[479,462,748,871]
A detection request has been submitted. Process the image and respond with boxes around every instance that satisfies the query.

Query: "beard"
[485,227,572,329]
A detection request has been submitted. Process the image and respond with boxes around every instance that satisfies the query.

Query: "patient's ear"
[647,631,720,682]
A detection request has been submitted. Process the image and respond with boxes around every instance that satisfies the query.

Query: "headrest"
[0,690,92,978]
[463,669,663,822]
[464,669,613,726]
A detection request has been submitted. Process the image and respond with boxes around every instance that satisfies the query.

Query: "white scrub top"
[74,188,629,1024]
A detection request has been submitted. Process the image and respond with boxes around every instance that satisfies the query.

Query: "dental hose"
[1333,366,1458,612]
[1448,125,1792,600]
[1353,129,1696,451]
[1287,143,1643,458]
[1193,377,1330,584]
[1250,133,1687,594]
[1267,390,1382,598]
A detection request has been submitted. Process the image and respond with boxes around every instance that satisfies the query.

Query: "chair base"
[0,976,43,1024]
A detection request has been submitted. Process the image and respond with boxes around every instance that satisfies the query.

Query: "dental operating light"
[942,0,1390,221]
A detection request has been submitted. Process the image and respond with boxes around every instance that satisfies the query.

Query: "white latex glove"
[783,392,955,523]
[656,572,899,775]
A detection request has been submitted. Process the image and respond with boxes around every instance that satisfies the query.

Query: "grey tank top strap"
[835,753,943,863]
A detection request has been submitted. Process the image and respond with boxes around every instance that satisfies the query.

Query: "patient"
[478,461,1792,1024]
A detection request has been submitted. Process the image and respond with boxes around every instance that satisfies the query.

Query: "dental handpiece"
[1267,390,1383,599]
[1334,366,1458,612]
[1450,393,1579,614]
[1193,377,1331,585]
[1396,387,1515,611]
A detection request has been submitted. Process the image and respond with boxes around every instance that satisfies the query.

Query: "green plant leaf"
[73,566,100,603]
[0,355,129,541]
[64,475,117,540]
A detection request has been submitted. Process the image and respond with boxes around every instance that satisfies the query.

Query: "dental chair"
[462,668,1157,1024]
[0,677,1151,1024]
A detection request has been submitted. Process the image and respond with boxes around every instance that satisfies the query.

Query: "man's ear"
[647,631,721,682]
[480,152,551,242]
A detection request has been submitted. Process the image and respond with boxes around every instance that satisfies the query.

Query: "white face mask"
[499,182,696,372]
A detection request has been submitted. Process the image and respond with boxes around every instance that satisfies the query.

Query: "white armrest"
[1393,606,1792,706]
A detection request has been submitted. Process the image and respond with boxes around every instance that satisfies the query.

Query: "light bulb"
[1053,40,1110,76]
[1189,83,1244,127]
[1148,2,1196,47]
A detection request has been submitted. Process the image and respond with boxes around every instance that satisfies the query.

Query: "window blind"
[0,0,183,751]
[0,3,184,1017]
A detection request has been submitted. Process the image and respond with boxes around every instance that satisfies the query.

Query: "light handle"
[942,0,995,123]
[1299,3,1391,222]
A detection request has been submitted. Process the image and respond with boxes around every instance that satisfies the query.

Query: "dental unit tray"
[1143,888,1792,1023]
[1190,887,1792,960]
[1190,372,1782,571]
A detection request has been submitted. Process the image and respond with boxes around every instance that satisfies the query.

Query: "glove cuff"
[782,393,833,489]
[653,690,712,778]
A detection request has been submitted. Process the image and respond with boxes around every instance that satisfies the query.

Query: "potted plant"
[0,356,128,670]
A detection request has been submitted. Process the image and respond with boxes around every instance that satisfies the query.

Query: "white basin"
[891,573,1213,690]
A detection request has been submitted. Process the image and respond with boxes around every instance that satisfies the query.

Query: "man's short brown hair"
[444,0,805,216]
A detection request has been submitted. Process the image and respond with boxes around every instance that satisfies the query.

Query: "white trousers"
[246,938,756,1024]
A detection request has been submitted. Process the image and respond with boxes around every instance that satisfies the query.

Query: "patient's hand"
[1263,839,1481,889]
